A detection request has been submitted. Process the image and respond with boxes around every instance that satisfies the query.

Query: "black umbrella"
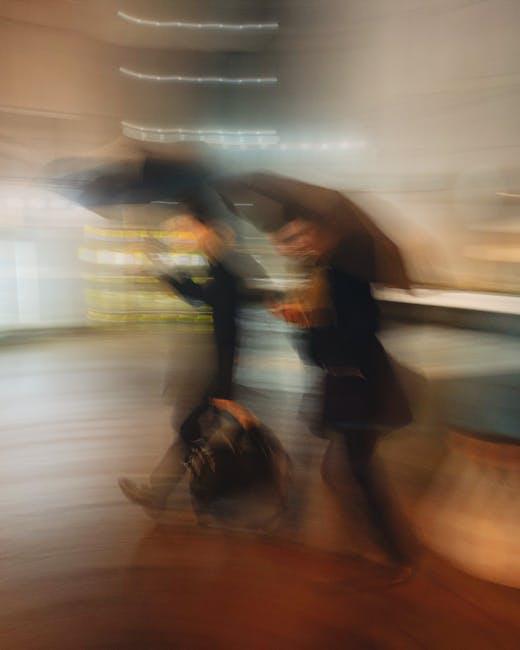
[45,149,410,288]
[214,172,411,290]
[46,158,211,208]
[44,140,255,238]
[43,138,221,219]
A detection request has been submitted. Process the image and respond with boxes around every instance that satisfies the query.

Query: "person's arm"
[222,251,277,304]
[162,273,214,306]
[144,238,214,306]
[243,280,284,305]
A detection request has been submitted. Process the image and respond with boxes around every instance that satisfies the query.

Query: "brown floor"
[1,329,519,649]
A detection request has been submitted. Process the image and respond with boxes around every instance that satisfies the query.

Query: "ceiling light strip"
[122,125,362,150]
[121,121,277,136]
[119,67,277,84]
[117,10,278,31]
[122,124,278,145]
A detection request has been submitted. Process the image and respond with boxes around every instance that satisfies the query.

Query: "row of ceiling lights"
[119,67,277,84]
[122,123,363,151]
[117,10,278,32]
[117,9,279,139]
[121,122,278,137]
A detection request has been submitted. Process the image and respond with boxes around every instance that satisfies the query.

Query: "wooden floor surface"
[1,328,519,649]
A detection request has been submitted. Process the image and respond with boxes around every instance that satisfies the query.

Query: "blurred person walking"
[270,214,413,569]
[119,215,271,512]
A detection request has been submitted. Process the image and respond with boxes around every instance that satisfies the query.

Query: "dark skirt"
[320,337,412,432]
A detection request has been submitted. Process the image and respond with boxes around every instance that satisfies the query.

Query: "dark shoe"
[118,477,167,511]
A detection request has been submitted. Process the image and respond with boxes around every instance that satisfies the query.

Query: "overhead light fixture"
[117,10,278,31]
[121,122,363,152]
[121,122,279,146]
[120,67,277,84]
[120,121,277,136]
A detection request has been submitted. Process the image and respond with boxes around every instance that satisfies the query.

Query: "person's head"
[270,214,336,263]
[162,214,235,261]
[197,220,235,261]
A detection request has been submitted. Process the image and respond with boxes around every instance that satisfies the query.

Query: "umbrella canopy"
[46,159,211,209]
[43,140,247,234]
[42,139,220,220]
[214,172,411,290]
[44,150,410,289]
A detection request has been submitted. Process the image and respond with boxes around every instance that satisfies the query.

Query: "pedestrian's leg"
[344,430,410,565]
[119,401,209,510]
[149,400,213,503]
[119,437,187,511]
[212,344,236,400]
[148,438,188,506]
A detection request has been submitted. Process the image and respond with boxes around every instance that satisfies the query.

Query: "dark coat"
[163,251,266,400]
[305,262,411,432]
[164,261,238,400]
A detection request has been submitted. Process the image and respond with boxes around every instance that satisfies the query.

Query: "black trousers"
[149,335,237,503]
[322,429,410,565]
[209,342,236,400]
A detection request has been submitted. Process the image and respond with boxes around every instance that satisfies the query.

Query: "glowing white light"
[117,11,279,31]
[121,121,277,136]
[119,67,277,84]
[120,121,362,152]
[121,121,279,147]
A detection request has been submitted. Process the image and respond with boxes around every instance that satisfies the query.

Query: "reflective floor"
[1,321,519,649]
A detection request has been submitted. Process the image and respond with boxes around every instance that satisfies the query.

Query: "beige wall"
[260,0,520,290]
[1,1,518,304]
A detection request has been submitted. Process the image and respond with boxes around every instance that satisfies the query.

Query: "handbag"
[183,402,291,526]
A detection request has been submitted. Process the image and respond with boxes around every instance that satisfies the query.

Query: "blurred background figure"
[119,212,272,514]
